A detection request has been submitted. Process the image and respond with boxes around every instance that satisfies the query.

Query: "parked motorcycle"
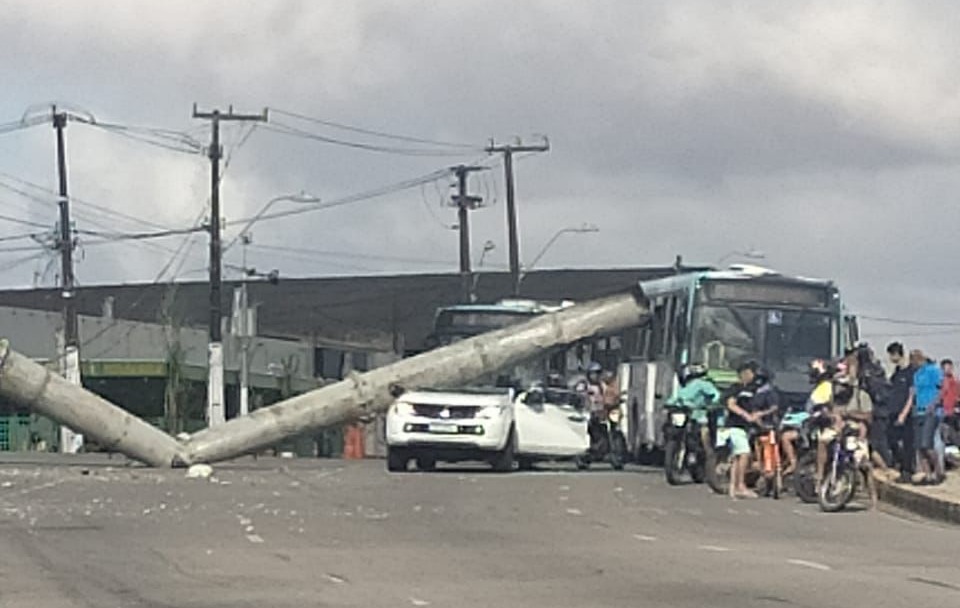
[581,405,628,471]
[663,404,707,485]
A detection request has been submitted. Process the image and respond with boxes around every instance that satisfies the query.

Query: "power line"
[249,242,460,267]
[0,172,179,233]
[0,209,49,229]
[261,121,481,157]
[859,314,960,328]
[0,251,46,272]
[231,168,456,226]
[270,108,481,149]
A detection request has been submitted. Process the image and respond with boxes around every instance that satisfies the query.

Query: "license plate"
[671,413,687,427]
[429,423,459,434]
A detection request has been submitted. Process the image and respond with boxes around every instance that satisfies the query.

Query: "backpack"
[859,359,890,407]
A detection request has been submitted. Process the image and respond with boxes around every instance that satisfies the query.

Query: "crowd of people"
[713,341,958,500]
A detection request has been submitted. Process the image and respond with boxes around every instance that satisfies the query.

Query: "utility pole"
[52,106,82,454]
[192,104,268,427]
[450,165,485,303]
[485,138,550,296]
[237,234,253,418]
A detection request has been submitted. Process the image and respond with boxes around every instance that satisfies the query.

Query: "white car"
[385,386,590,472]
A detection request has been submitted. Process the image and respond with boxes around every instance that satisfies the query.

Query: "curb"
[874,474,960,525]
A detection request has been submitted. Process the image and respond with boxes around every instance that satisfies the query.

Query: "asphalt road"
[1,455,958,608]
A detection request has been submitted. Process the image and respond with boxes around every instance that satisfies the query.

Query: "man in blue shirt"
[897,350,945,485]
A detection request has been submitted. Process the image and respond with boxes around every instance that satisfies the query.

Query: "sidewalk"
[875,470,960,525]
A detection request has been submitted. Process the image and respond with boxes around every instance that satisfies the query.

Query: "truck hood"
[398,390,514,408]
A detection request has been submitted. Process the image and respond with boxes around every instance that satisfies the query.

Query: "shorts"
[720,427,751,456]
[916,414,939,451]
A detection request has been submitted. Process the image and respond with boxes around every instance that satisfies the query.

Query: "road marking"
[565,508,583,516]
[246,534,264,544]
[324,573,347,584]
[633,534,657,542]
[698,545,731,552]
[726,508,739,515]
[787,559,831,571]
[410,598,431,606]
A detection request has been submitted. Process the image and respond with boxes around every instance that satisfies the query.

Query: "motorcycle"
[581,404,628,471]
[663,404,707,485]
[818,422,863,512]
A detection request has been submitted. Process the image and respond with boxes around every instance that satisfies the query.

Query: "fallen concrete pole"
[0,340,186,467]
[183,291,649,464]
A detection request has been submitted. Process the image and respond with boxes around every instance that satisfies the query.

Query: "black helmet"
[754,366,774,383]
[678,363,708,386]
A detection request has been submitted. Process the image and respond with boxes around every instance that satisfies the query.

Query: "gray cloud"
[1,0,960,355]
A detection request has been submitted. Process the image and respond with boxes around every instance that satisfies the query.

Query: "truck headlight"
[393,402,415,416]
[476,406,505,419]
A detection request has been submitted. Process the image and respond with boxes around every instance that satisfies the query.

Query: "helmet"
[587,362,603,374]
[546,373,566,388]
[678,363,708,385]
[754,366,774,383]
[808,359,834,383]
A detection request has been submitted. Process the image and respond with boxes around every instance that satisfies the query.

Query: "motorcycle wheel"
[705,448,732,495]
[793,452,818,504]
[664,438,685,485]
[818,467,857,513]
[690,457,707,484]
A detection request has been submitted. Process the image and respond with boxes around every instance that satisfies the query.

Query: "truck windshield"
[691,304,833,374]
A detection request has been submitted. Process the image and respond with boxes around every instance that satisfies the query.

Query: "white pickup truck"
[385,386,590,472]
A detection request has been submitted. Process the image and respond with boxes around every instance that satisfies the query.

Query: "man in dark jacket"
[886,342,915,483]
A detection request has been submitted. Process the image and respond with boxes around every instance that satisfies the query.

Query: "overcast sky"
[0,0,959,355]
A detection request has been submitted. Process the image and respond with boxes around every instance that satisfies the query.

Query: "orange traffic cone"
[343,424,365,459]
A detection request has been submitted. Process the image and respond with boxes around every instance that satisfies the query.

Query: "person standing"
[940,359,958,427]
[887,343,915,483]
[897,350,945,485]
[723,362,760,499]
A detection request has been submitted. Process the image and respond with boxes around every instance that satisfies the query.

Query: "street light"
[224,191,321,254]
[470,241,497,302]
[519,224,599,285]
[715,249,765,267]
[227,192,318,418]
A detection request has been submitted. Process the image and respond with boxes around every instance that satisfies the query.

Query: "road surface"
[1,456,958,607]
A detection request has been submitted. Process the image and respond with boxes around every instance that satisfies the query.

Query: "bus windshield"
[691,304,833,375]
[432,310,539,345]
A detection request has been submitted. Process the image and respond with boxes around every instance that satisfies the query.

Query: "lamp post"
[229,192,317,417]
[225,192,321,254]
[470,240,496,302]
[518,224,599,287]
